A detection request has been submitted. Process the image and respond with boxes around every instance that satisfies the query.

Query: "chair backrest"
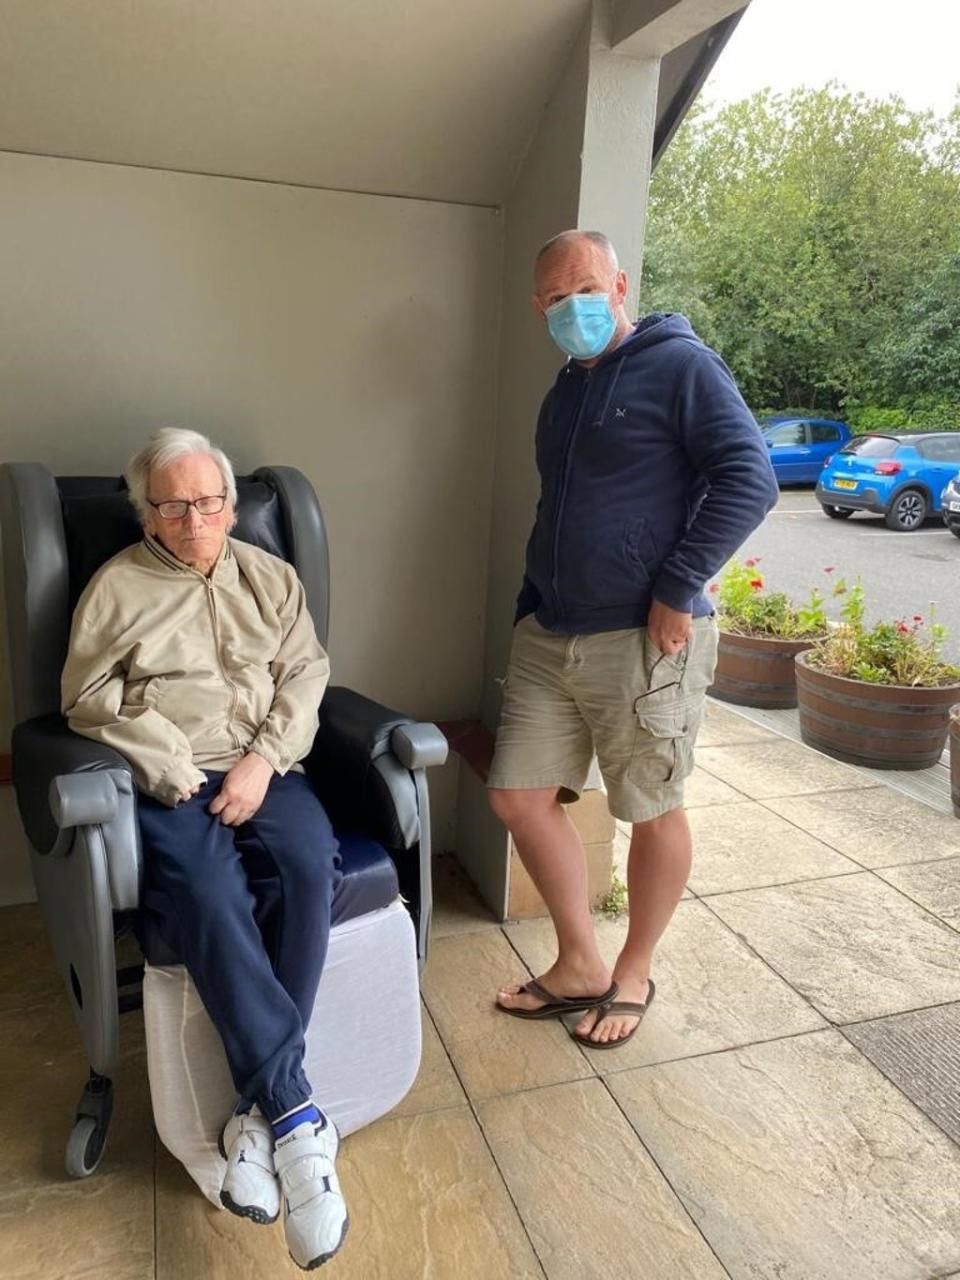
[0,463,330,726]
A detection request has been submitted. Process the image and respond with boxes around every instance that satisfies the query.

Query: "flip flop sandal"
[570,978,656,1049]
[497,977,619,1020]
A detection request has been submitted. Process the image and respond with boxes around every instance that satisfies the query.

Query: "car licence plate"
[949,501,960,513]
[832,479,857,490]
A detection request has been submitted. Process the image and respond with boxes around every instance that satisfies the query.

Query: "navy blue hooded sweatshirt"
[517,313,779,633]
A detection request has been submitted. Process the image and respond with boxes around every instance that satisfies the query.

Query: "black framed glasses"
[148,493,228,520]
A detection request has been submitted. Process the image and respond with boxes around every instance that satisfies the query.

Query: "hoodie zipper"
[550,367,592,620]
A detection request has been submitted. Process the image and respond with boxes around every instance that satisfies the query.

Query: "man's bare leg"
[490,787,612,1012]
[575,806,690,1043]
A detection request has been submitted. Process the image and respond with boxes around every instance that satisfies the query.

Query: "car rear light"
[874,461,902,475]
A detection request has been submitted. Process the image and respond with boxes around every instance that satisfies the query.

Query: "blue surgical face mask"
[545,291,616,360]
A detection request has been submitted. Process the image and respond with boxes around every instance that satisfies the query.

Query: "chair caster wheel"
[65,1073,114,1177]
[65,1116,106,1177]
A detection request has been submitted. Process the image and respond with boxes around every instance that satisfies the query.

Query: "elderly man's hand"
[209,752,274,826]
[647,598,693,657]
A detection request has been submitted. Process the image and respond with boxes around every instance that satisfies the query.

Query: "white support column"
[579,6,661,319]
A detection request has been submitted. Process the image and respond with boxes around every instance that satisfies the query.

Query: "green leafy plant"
[598,872,628,919]
[808,581,960,687]
[710,558,832,640]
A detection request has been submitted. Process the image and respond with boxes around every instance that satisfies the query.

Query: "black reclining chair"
[0,462,447,1178]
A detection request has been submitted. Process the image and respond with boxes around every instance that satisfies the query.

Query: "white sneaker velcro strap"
[285,1171,341,1214]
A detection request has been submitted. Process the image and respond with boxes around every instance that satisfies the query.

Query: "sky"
[703,0,960,118]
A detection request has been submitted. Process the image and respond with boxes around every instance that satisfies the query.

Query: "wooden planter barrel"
[951,711,960,817]
[710,630,819,710]
[795,653,960,771]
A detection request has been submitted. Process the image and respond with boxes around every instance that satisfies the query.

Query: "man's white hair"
[125,427,237,523]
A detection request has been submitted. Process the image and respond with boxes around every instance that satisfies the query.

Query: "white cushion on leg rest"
[143,899,421,1206]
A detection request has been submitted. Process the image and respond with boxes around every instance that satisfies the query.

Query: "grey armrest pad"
[49,772,120,829]
[13,714,134,854]
[390,723,449,771]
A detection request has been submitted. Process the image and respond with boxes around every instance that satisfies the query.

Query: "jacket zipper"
[205,578,242,748]
[550,369,592,619]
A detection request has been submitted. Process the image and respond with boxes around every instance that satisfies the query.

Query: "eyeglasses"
[148,493,228,520]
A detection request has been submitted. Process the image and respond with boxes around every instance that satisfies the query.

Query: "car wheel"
[950,525,960,541]
[822,504,854,520]
[884,489,929,531]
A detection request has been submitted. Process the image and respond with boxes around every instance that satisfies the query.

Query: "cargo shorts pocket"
[629,682,698,785]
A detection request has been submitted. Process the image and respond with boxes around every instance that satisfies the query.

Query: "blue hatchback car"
[816,431,960,530]
[760,416,852,485]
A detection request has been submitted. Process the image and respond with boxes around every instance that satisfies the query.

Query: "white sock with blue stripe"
[271,1100,323,1140]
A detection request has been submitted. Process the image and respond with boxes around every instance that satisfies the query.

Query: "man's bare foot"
[573,974,651,1044]
[496,959,613,1014]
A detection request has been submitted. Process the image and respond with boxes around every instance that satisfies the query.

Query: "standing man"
[489,230,778,1048]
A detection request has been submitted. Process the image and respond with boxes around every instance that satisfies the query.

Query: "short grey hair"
[125,427,237,523]
[535,230,619,276]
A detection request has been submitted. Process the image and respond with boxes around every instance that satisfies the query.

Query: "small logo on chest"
[615,407,627,418]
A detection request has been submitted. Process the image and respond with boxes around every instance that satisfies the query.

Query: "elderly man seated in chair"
[61,427,347,1270]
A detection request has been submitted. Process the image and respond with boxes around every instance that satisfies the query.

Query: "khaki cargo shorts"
[487,614,719,824]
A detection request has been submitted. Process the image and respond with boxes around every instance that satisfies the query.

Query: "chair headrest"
[59,476,291,608]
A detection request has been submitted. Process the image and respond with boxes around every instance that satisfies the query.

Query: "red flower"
[897,622,910,634]
[750,578,763,590]
[708,583,719,594]
[913,614,923,622]
[823,566,835,574]
[745,557,758,567]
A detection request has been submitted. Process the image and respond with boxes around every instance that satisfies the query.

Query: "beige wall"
[0,151,502,713]
[0,151,504,880]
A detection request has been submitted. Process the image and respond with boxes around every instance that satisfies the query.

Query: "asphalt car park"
[732,488,960,664]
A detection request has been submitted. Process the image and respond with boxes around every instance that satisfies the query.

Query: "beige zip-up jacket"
[62,535,329,807]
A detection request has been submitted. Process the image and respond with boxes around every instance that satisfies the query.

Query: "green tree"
[643,86,960,417]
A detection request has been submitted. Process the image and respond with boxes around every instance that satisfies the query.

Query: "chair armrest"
[305,687,447,850]
[13,714,132,855]
[11,715,142,910]
[390,723,449,771]
[312,686,414,765]
[49,772,120,830]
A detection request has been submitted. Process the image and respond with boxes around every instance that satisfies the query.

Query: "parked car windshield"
[838,435,902,457]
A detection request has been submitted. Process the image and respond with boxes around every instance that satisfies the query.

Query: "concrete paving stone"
[763,787,960,869]
[685,766,748,808]
[687,800,859,895]
[156,1106,542,1280]
[876,857,960,930]
[478,1078,727,1280]
[0,903,63,1014]
[697,700,781,747]
[608,1030,960,1280]
[707,872,960,1023]
[389,1003,467,1118]
[420,930,591,1101]
[505,903,825,1072]
[696,740,873,800]
[843,1002,960,1145]
[0,1007,155,1279]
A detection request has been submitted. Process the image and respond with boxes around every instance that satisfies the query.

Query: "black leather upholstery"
[306,687,420,850]
[59,477,291,608]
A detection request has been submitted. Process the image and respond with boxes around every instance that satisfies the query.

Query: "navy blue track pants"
[138,770,341,1120]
